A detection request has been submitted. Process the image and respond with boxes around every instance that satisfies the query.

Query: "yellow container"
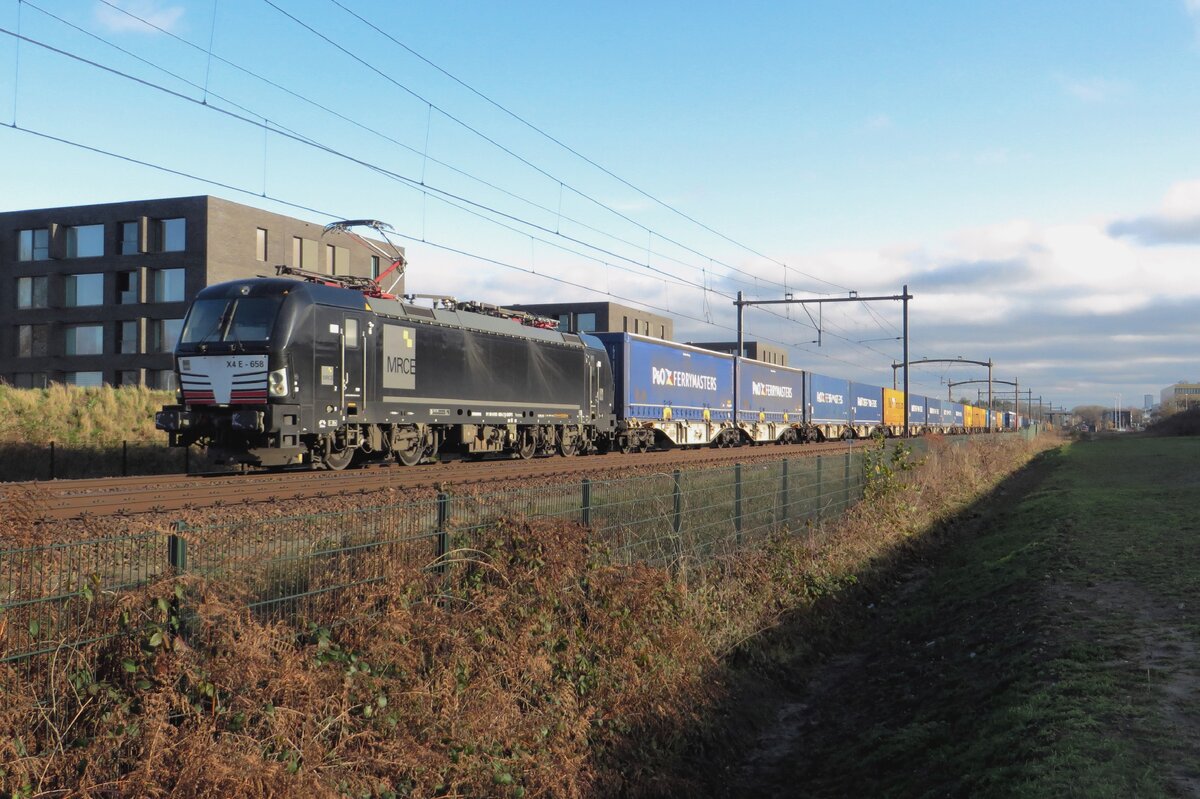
[883,388,906,427]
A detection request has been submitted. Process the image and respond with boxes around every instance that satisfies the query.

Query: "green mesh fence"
[1,436,954,663]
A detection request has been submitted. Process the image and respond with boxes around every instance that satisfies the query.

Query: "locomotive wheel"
[322,441,354,471]
[395,443,423,467]
[517,431,537,460]
[558,431,579,457]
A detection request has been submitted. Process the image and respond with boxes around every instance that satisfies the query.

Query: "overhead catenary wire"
[1,122,826,358]
[0,18,921,380]
[2,17,865,353]
[254,0,836,297]
[61,0,804,302]
[323,0,851,295]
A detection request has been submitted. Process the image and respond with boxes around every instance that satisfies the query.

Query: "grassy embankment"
[0,385,177,480]
[0,435,1049,797]
[722,435,1200,798]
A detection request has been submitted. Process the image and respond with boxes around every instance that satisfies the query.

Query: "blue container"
[806,372,852,425]
[737,359,805,423]
[926,397,944,427]
[593,333,733,423]
[908,395,928,426]
[1004,411,1014,429]
[951,403,964,425]
[849,382,883,425]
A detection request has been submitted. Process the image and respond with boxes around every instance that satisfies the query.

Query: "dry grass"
[1145,407,1200,436]
[0,385,174,445]
[0,435,1049,798]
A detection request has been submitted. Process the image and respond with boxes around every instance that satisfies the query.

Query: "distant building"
[506,301,673,340]
[1160,382,1200,410]
[1,196,398,389]
[1144,393,1154,410]
[687,340,788,366]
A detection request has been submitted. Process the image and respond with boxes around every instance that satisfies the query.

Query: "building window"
[659,324,666,339]
[370,255,381,278]
[152,369,178,391]
[118,320,139,354]
[65,273,105,307]
[326,244,348,275]
[13,372,48,389]
[116,370,141,386]
[256,227,267,261]
[151,268,185,303]
[17,228,49,261]
[160,218,186,252]
[66,224,104,258]
[293,236,317,268]
[65,324,104,356]
[16,324,49,358]
[623,316,629,332]
[65,371,104,387]
[117,270,139,304]
[16,276,48,309]
[119,221,140,255]
[576,312,597,332]
[149,318,183,353]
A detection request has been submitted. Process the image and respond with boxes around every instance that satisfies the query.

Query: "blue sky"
[2,0,1199,409]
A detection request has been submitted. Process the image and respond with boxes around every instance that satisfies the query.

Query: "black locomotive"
[156,271,616,469]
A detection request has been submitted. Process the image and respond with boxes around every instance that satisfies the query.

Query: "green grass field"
[729,436,1200,798]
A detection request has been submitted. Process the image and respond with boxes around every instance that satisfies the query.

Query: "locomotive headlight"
[268,367,289,397]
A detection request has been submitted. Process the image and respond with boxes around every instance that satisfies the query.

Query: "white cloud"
[94,0,185,35]
[1056,74,1130,103]
[864,113,892,131]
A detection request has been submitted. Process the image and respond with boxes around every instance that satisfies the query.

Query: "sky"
[1,0,1199,410]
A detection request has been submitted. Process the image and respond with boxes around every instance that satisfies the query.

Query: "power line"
[79,0,806,300]
[1,121,813,356]
[1,23,907,376]
[324,0,851,294]
[256,0,837,297]
[3,17,856,359]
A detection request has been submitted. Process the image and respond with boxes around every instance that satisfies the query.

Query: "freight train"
[156,266,1018,469]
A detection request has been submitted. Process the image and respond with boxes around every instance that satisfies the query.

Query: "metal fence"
[1,439,939,664]
[0,440,207,482]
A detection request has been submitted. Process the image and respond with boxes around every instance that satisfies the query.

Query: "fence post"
[168,521,188,573]
[184,445,190,475]
[581,478,592,527]
[781,458,789,525]
[734,463,743,545]
[672,470,682,534]
[49,441,55,480]
[122,440,128,477]
[435,492,450,573]
[844,451,851,512]
[816,456,823,523]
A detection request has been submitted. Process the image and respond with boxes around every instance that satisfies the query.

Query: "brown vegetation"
[0,435,1048,797]
[1145,406,1200,436]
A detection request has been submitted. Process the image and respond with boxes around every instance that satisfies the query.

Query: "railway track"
[6,440,866,521]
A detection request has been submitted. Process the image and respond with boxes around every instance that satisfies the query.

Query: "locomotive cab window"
[345,318,359,347]
[180,295,284,345]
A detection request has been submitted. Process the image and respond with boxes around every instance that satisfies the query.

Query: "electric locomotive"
[155,270,616,469]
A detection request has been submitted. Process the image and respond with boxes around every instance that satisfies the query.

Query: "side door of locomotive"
[341,314,368,417]
[586,352,598,420]
[312,305,343,431]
